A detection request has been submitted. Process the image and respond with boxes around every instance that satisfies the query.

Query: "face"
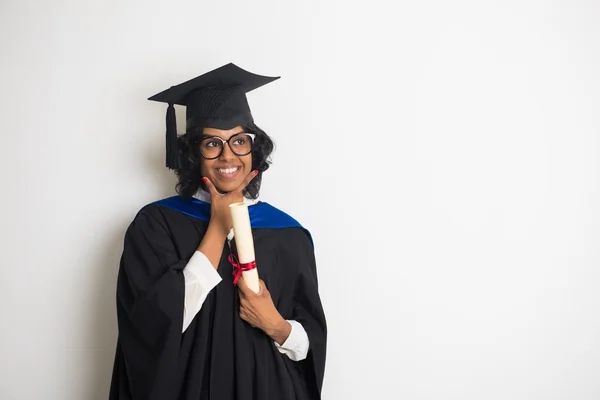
[199,126,253,194]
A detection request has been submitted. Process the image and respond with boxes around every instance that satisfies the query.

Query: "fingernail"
[202,177,208,183]
[253,170,259,175]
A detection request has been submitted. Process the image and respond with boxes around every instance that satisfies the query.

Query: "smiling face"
[199,126,253,194]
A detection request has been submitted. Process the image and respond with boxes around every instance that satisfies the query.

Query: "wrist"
[207,219,230,237]
[267,318,291,346]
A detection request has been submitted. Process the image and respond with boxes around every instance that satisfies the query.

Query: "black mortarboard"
[148,63,280,169]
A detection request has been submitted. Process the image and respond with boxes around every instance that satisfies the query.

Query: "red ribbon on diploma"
[228,254,257,285]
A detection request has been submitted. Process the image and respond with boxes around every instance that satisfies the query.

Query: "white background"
[1,1,599,399]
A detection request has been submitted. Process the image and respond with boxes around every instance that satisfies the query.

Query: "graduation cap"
[148,63,280,169]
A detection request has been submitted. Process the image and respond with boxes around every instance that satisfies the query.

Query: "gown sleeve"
[282,228,328,397]
[115,206,188,400]
[274,319,310,361]
[182,251,222,332]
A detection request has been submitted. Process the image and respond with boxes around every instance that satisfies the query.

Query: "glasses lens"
[229,133,253,156]
[199,133,254,159]
[200,137,223,159]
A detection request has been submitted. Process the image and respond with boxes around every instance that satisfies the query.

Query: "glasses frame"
[199,132,256,160]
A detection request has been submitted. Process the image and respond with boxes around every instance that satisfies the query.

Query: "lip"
[215,166,242,179]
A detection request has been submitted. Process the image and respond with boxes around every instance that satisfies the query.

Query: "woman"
[109,63,327,400]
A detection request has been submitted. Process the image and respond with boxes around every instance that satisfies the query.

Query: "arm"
[273,320,311,362]
[181,221,229,332]
[181,251,222,332]
[183,171,258,332]
[197,220,228,268]
[237,279,312,361]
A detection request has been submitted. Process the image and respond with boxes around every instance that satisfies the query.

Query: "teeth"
[218,167,239,174]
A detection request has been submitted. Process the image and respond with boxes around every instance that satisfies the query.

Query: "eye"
[203,139,221,148]
[233,137,246,146]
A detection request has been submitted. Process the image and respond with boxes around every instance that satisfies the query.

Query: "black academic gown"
[109,197,327,400]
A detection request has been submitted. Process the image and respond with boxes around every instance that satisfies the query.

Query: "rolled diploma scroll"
[229,202,260,293]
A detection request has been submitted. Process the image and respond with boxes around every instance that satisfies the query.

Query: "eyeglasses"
[199,133,256,160]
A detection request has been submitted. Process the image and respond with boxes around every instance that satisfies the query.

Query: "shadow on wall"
[88,132,178,399]
[88,221,127,399]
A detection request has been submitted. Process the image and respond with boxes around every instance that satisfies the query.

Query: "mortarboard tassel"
[165,103,180,169]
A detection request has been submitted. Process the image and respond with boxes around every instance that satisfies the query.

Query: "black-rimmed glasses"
[199,133,256,160]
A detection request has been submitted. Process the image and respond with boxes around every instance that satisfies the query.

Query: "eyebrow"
[200,132,244,140]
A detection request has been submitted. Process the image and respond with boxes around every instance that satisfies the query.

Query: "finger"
[233,170,259,195]
[202,177,219,197]
[257,280,264,296]
[258,279,268,296]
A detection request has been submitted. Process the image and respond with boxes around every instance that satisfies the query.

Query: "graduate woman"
[109,63,327,400]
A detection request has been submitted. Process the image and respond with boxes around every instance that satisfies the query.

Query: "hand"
[238,278,291,345]
[202,170,258,235]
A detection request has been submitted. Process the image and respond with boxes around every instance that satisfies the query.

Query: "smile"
[216,166,241,177]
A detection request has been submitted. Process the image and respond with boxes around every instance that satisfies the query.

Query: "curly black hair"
[175,122,275,199]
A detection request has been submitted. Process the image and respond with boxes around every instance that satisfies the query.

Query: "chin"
[214,180,242,194]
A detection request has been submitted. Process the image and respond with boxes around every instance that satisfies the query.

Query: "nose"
[219,141,235,161]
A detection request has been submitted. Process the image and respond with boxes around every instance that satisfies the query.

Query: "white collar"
[193,188,260,206]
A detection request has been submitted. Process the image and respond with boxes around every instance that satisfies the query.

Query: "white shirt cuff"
[182,251,222,332]
[274,320,310,361]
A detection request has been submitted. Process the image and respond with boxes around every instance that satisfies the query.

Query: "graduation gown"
[109,196,327,400]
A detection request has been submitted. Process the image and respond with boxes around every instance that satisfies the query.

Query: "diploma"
[229,202,260,293]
